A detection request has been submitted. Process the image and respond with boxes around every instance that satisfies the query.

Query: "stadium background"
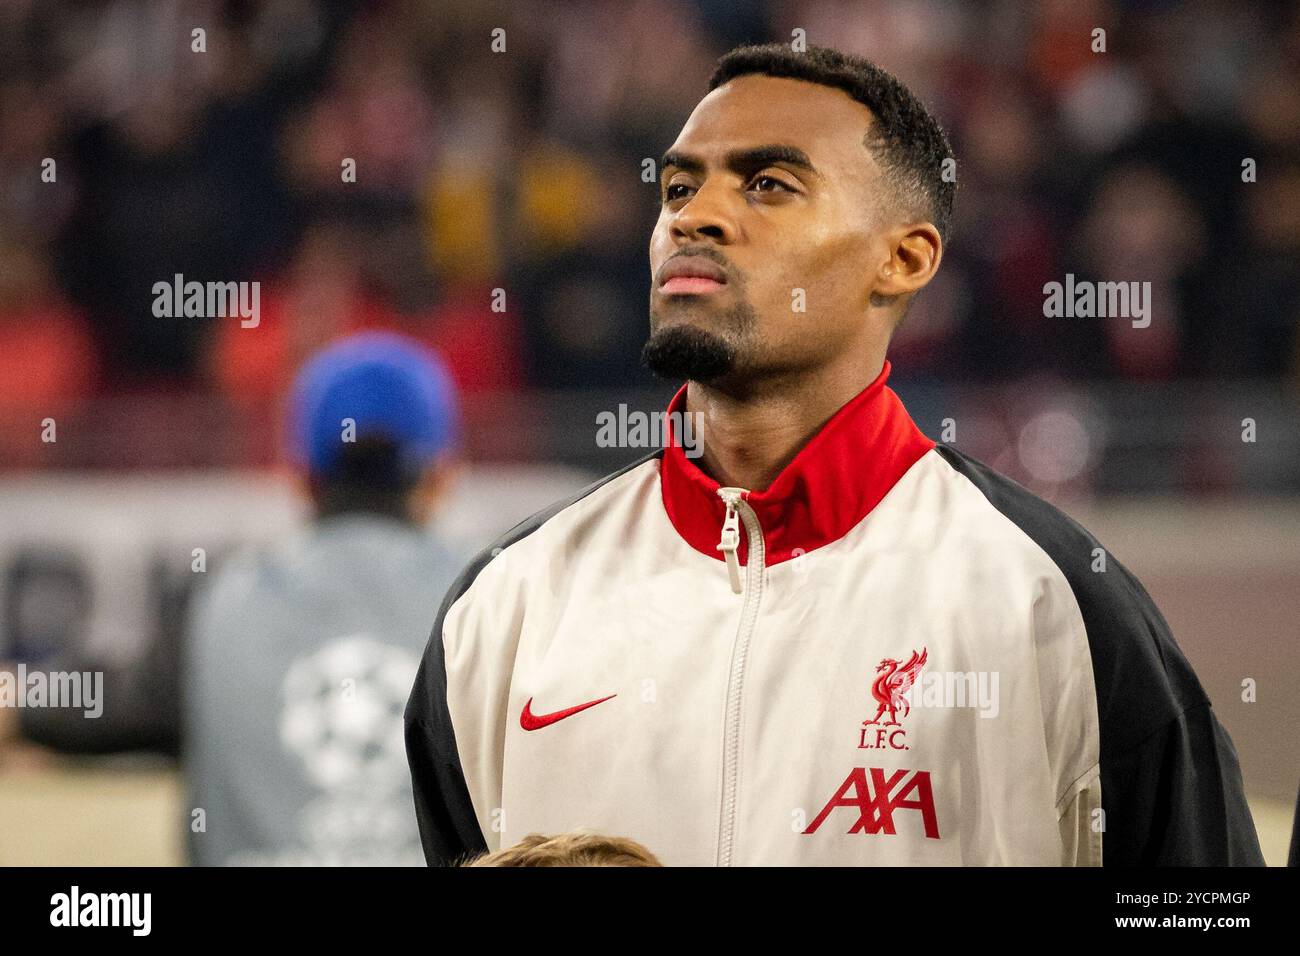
[0,0,1296,864]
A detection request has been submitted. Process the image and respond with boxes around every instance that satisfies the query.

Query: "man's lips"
[661,275,726,294]
[657,255,729,295]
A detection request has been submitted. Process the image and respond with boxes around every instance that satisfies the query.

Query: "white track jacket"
[405,362,1263,866]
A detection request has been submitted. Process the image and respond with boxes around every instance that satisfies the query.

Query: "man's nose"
[669,179,738,244]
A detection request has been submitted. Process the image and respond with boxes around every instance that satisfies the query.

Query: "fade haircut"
[708,43,956,243]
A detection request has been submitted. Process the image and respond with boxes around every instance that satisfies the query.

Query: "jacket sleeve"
[405,516,548,866]
[404,609,489,867]
[1102,702,1263,865]
[931,445,1265,868]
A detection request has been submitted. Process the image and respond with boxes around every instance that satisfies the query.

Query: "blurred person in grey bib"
[185,331,464,865]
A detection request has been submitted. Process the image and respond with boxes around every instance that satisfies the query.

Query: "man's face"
[646,74,893,388]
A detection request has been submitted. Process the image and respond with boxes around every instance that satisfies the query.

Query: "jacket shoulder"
[445,449,663,610]
[932,444,1211,744]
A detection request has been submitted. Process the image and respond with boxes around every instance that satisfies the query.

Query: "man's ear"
[873,222,943,298]
[300,473,324,512]
[412,452,464,523]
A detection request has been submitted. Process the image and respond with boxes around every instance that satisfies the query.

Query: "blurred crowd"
[1,0,1298,465]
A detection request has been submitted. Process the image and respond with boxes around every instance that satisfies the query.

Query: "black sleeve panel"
[1104,702,1264,865]
[934,445,1264,866]
[405,664,487,866]
[403,450,663,866]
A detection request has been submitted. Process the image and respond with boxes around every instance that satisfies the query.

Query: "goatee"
[643,295,756,383]
[641,324,737,383]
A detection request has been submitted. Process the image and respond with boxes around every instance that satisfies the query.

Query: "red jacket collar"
[659,360,934,566]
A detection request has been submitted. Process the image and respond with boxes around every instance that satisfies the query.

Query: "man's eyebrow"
[660,145,820,178]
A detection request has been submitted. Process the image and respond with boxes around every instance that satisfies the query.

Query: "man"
[405,44,1263,866]
[187,331,464,865]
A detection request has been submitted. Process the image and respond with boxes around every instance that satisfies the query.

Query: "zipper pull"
[716,488,745,594]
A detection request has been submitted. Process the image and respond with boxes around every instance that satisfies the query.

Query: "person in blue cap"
[185,331,466,865]
[289,331,463,525]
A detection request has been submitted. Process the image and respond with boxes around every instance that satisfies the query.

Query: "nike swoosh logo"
[520,694,617,731]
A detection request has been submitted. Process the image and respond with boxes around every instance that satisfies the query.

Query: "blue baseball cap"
[289,332,460,478]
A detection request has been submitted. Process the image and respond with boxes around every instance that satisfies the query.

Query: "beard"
[642,299,757,384]
[641,325,735,382]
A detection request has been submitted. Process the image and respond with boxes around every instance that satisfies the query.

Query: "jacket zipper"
[715,487,766,866]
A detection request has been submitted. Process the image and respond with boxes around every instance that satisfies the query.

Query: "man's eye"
[663,176,791,203]
[751,175,792,193]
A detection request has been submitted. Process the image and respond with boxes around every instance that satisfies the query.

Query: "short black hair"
[708,43,955,242]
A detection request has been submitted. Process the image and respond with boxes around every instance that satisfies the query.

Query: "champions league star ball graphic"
[279,634,419,794]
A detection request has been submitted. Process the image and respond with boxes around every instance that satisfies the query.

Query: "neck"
[685,354,886,491]
[311,485,419,526]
